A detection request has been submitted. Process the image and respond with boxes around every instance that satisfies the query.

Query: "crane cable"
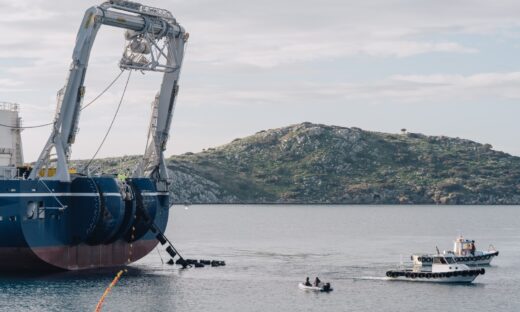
[81,69,125,111]
[83,70,132,171]
[0,70,125,129]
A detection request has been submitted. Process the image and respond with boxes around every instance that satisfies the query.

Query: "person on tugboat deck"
[471,240,476,255]
[304,277,312,287]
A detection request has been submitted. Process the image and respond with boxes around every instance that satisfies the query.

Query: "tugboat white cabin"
[412,235,499,267]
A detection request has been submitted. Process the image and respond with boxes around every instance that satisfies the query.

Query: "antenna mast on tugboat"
[29,0,189,192]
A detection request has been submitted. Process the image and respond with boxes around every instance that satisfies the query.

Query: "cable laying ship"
[0,0,188,271]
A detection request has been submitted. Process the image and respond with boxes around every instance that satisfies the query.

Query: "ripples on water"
[0,205,518,311]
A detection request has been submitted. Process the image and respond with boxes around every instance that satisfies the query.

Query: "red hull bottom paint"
[0,240,158,271]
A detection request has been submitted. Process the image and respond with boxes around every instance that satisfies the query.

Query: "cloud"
[0,78,23,87]
[392,72,520,86]
[0,0,56,22]
[177,71,520,108]
[190,35,477,68]
[389,72,520,100]
[177,0,520,67]
[2,0,520,159]
[185,21,478,68]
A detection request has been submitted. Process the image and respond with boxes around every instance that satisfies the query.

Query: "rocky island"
[72,122,520,204]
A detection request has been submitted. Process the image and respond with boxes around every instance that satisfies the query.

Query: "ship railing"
[0,166,17,179]
[44,206,67,211]
[0,102,19,112]
[38,179,68,211]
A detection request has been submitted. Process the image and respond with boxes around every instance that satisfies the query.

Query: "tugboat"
[412,235,499,267]
[386,255,485,283]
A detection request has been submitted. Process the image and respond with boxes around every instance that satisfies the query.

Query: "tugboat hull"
[386,268,485,284]
[386,275,477,283]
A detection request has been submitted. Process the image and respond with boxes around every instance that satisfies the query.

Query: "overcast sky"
[2,0,520,161]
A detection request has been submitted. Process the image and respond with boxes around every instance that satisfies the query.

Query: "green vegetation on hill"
[73,122,520,204]
[168,122,520,204]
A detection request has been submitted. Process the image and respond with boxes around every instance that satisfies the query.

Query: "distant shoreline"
[172,202,520,206]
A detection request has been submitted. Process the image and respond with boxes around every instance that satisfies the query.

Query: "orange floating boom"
[94,270,125,312]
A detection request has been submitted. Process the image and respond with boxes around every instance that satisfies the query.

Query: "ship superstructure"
[411,236,499,267]
[0,0,188,271]
[0,102,23,178]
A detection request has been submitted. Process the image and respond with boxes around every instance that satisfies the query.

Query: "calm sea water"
[0,205,519,312]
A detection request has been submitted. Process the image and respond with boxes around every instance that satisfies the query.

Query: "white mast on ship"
[0,102,24,178]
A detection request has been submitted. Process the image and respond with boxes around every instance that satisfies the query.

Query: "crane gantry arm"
[30,0,188,186]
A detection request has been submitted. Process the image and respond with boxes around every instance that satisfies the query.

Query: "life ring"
[411,273,417,279]
[470,257,476,261]
[386,271,392,277]
[439,273,446,278]
[432,273,439,278]
[426,273,432,279]
[405,272,411,278]
[417,256,423,262]
[418,273,425,278]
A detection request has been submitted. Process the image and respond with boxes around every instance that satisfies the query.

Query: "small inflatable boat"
[298,283,333,292]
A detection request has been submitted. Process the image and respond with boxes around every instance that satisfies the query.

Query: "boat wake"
[350,276,390,281]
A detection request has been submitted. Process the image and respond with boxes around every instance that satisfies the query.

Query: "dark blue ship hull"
[0,176,169,271]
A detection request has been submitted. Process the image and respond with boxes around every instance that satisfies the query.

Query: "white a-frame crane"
[29,0,188,189]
